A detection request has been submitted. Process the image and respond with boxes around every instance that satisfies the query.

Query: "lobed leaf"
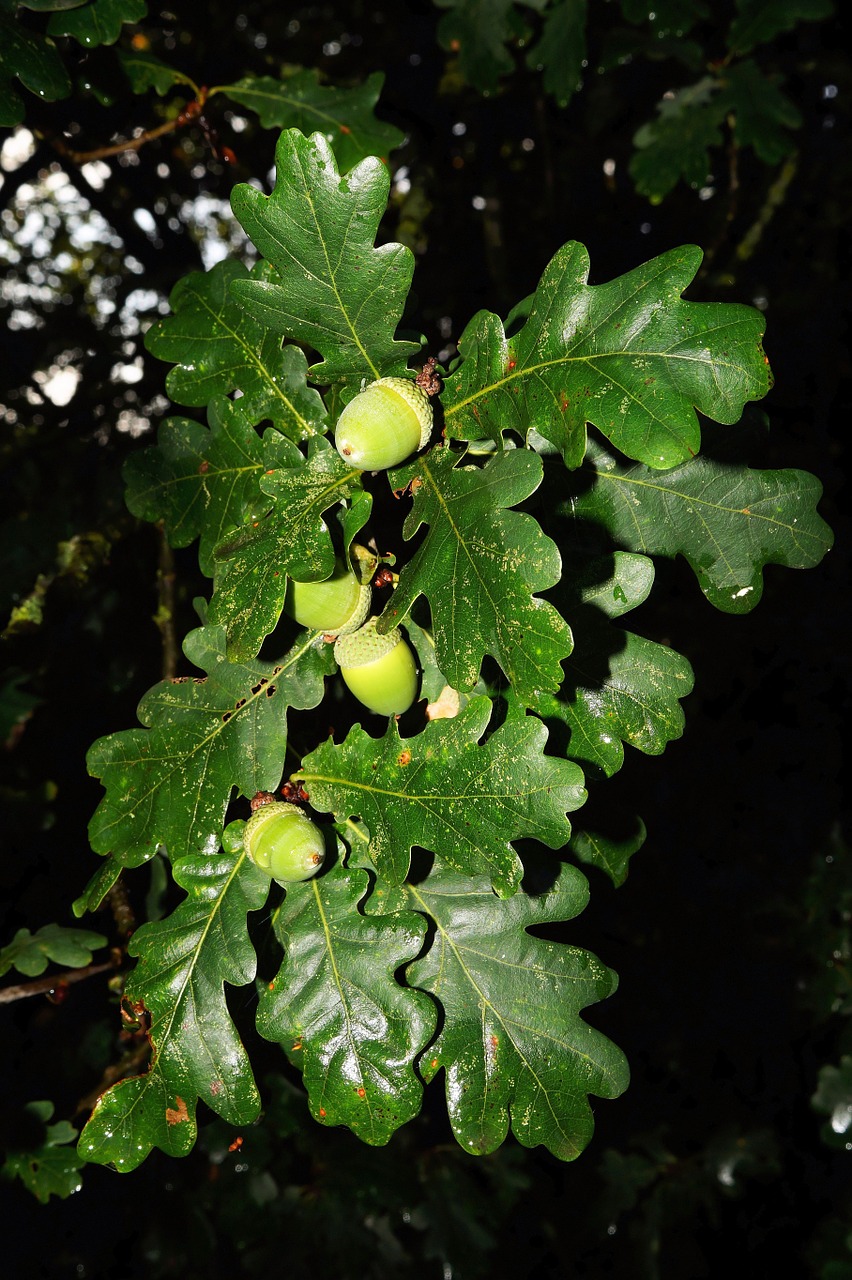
[435,0,520,94]
[569,816,647,888]
[630,77,728,202]
[442,241,770,468]
[47,0,146,47]
[0,17,71,126]
[385,446,572,701]
[567,441,834,612]
[117,47,197,95]
[209,439,370,659]
[527,0,587,107]
[144,260,328,438]
[298,696,586,898]
[220,69,405,170]
[728,0,833,56]
[405,862,629,1160]
[123,397,301,576]
[257,861,435,1144]
[0,923,107,978]
[78,849,269,1171]
[3,1102,83,1203]
[87,625,333,866]
[725,60,802,165]
[230,129,420,383]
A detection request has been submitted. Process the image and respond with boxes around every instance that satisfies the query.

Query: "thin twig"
[47,94,206,166]
[0,960,116,1005]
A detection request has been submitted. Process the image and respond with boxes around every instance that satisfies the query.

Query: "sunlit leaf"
[385,446,572,701]
[78,849,268,1171]
[144,260,328,439]
[442,241,769,468]
[230,129,420,383]
[406,862,629,1159]
[298,696,586,898]
[87,625,333,866]
[257,861,435,1143]
[123,398,302,576]
[209,440,369,659]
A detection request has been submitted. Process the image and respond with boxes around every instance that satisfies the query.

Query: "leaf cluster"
[71,125,830,1176]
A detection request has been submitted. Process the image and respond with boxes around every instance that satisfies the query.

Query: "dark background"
[1,2,850,1276]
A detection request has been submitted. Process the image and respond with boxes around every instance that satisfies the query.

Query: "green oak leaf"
[116,47,197,95]
[144,260,328,439]
[630,77,729,202]
[73,858,123,917]
[566,440,834,612]
[47,0,146,47]
[220,69,404,171]
[569,815,647,888]
[406,862,629,1159]
[123,397,301,577]
[257,861,435,1144]
[0,923,106,978]
[3,1102,83,1203]
[527,0,587,108]
[435,0,520,94]
[87,625,333,867]
[78,849,268,1172]
[384,446,572,701]
[297,696,586,898]
[726,60,802,165]
[0,17,71,126]
[728,0,833,56]
[532,624,693,778]
[230,129,420,383]
[522,548,692,776]
[209,439,369,660]
[442,241,769,468]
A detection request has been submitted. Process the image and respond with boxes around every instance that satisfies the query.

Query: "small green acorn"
[243,802,325,884]
[334,616,418,716]
[334,377,433,471]
[285,558,371,636]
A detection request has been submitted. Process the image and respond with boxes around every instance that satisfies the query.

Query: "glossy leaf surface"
[386,447,572,701]
[442,242,770,469]
[298,697,586,898]
[78,849,268,1171]
[406,862,629,1159]
[257,861,435,1143]
[87,626,333,866]
[230,129,420,383]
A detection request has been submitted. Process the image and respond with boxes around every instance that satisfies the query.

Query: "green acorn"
[285,558,371,636]
[333,616,418,716]
[243,802,325,884]
[334,377,433,471]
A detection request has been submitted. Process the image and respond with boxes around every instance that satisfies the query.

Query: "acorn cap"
[333,615,401,668]
[372,377,433,452]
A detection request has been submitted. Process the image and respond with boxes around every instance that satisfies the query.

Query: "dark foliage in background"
[1,2,850,1276]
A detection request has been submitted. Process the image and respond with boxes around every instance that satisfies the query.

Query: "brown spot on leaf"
[166,1097,189,1126]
